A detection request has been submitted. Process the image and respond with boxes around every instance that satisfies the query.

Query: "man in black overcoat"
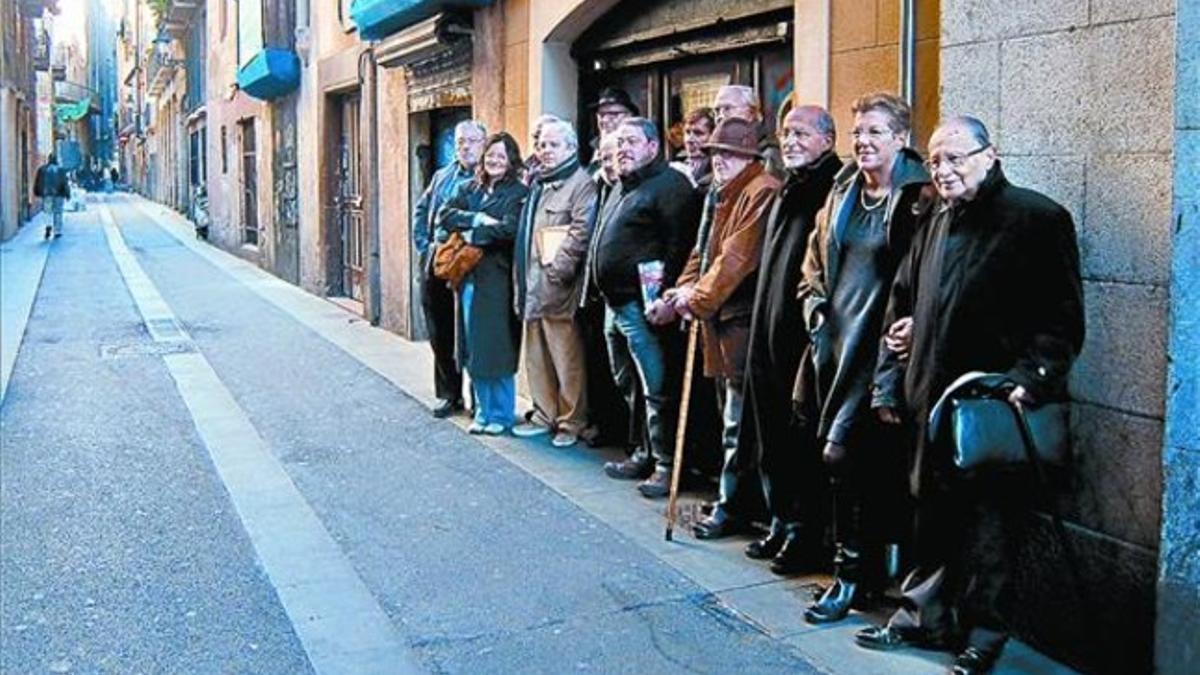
[704,107,842,571]
[857,116,1084,675]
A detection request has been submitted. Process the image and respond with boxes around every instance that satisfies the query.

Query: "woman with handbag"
[435,132,529,435]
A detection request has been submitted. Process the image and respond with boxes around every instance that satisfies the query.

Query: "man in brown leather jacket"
[648,117,781,518]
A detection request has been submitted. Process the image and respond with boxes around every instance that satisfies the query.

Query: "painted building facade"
[0,0,56,241]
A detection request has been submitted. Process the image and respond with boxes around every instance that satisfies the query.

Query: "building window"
[185,15,206,113]
[220,125,228,173]
[237,0,264,68]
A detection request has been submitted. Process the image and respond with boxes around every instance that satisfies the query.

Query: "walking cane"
[665,318,701,541]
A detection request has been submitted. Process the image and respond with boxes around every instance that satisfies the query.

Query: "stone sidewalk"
[0,212,52,404]
[4,192,1081,675]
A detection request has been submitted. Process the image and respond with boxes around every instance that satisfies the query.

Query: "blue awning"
[350,0,493,42]
[236,48,301,101]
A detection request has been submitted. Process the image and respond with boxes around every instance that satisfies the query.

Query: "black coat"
[742,152,841,428]
[33,163,70,198]
[588,159,701,306]
[436,176,528,379]
[745,152,842,397]
[873,163,1085,495]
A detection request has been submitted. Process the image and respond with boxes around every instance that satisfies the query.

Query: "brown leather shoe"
[637,467,672,499]
[692,508,749,539]
[604,456,653,481]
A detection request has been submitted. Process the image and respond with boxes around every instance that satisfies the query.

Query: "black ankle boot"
[803,577,858,624]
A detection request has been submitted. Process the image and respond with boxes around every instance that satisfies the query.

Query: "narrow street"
[2,193,831,673]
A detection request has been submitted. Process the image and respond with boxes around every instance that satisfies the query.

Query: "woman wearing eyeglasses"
[794,92,931,624]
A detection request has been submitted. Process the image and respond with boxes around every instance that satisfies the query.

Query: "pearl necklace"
[860,188,887,211]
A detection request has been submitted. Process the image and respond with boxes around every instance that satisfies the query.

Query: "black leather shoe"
[770,537,824,575]
[745,529,787,559]
[855,625,922,651]
[693,508,748,539]
[637,467,672,499]
[432,399,464,418]
[951,646,1000,675]
[604,456,653,481]
[804,578,858,624]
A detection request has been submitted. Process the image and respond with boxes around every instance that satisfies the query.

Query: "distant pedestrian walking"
[33,153,70,239]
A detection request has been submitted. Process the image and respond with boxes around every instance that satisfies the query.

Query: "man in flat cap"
[648,118,781,518]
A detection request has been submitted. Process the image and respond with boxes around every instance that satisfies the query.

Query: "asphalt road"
[0,195,825,674]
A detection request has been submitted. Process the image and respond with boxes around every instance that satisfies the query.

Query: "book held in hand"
[637,260,665,307]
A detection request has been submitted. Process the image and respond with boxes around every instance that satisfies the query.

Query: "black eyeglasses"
[925,144,991,172]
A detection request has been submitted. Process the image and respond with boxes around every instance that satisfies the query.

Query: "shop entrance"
[406,105,471,341]
[573,1,793,164]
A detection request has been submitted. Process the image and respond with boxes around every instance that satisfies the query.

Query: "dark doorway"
[331,93,365,303]
[239,118,259,246]
[272,99,301,285]
[407,105,471,340]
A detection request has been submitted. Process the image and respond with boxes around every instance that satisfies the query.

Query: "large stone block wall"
[939,1,1176,671]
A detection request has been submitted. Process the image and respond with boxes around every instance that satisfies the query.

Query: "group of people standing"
[411,83,1084,675]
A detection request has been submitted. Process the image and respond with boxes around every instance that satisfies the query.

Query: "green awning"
[55,97,91,122]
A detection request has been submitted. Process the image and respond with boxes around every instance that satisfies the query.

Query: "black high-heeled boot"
[803,577,859,624]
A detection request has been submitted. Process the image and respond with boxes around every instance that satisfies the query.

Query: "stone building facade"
[936,1,1188,671]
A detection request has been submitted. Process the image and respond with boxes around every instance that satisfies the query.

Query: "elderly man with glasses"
[712,85,785,179]
[860,116,1084,675]
[414,120,488,419]
[513,119,597,447]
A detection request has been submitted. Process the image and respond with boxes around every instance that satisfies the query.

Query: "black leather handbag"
[929,372,1070,471]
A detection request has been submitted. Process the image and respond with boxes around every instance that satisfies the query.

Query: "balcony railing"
[161,0,203,37]
[147,51,181,98]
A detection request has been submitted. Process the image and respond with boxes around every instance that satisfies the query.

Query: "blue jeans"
[604,301,675,468]
[472,376,516,427]
[44,197,63,235]
[461,281,515,426]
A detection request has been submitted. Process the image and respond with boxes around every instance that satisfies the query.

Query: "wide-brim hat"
[589,87,640,116]
[703,118,763,158]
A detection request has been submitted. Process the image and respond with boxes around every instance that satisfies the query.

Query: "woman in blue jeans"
[436,132,528,434]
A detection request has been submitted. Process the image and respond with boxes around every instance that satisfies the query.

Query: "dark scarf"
[515,156,581,315]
